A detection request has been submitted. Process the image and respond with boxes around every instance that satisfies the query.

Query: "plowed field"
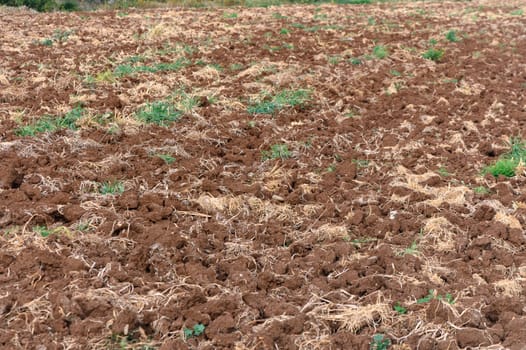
[1,1,526,349]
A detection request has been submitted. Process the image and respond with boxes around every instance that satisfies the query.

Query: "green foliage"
[372,45,389,59]
[510,8,523,16]
[52,29,72,42]
[113,57,190,78]
[262,144,292,160]
[16,106,84,136]
[484,158,518,177]
[352,159,369,168]
[40,38,53,46]
[370,334,391,350]
[393,303,407,315]
[335,0,371,3]
[156,154,176,164]
[349,57,362,65]
[223,11,238,18]
[248,89,310,114]
[136,101,182,126]
[417,289,455,304]
[33,225,53,237]
[437,167,450,177]
[0,0,57,12]
[445,29,460,42]
[184,323,205,339]
[400,241,419,256]
[473,186,490,195]
[422,48,444,61]
[59,1,79,12]
[99,181,125,195]
[483,137,526,177]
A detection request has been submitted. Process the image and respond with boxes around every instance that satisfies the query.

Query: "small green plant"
[372,45,389,59]
[483,137,526,177]
[428,38,438,46]
[230,63,244,71]
[279,28,290,35]
[417,289,455,304]
[422,48,444,62]
[328,56,341,65]
[350,237,376,247]
[248,89,310,115]
[370,334,391,350]
[390,70,402,77]
[352,159,369,168]
[16,106,84,136]
[183,323,205,339]
[393,303,407,315]
[272,12,287,20]
[136,101,181,126]
[349,57,362,65]
[156,154,175,164]
[262,144,292,160]
[473,186,490,195]
[484,158,518,177]
[40,38,53,46]
[33,225,53,238]
[445,29,460,42]
[400,241,419,256]
[223,12,238,19]
[437,167,450,177]
[337,0,371,3]
[99,181,125,195]
[52,29,72,42]
[327,163,336,172]
[510,8,524,16]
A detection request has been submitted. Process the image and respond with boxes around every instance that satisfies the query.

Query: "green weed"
[248,89,310,114]
[113,57,190,78]
[223,11,238,18]
[156,154,176,164]
[184,323,205,339]
[99,180,125,195]
[422,48,444,61]
[40,38,53,46]
[262,144,292,160]
[352,159,369,168]
[417,289,455,304]
[136,101,182,126]
[483,137,526,177]
[484,158,518,177]
[349,57,362,65]
[437,167,450,177]
[52,29,72,42]
[372,45,389,59]
[445,29,460,42]
[328,56,341,65]
[393,303,407,315]
[510,8,523,16]
[33,225,53,237]
[16,106,84,136]
[473,186,490,195]
[400,241,419,256]
[336,0,371,3]
[370,334,391,350]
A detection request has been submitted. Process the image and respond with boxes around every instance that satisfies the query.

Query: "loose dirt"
[1,0,526,349]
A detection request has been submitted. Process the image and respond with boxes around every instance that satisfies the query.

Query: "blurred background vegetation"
[0,0,374,12]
